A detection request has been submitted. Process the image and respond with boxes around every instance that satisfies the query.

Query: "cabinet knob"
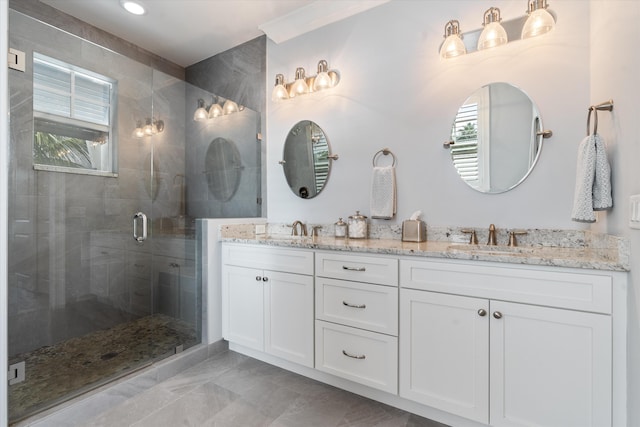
[255,276,261,281]
[478,309,487,317]
[262,276,269,282]
[493,311,503,319]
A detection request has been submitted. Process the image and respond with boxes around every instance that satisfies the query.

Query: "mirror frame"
[448,82,547,194]
[281,120,334,199]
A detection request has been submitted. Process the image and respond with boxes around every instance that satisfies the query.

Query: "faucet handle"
[508,231,528,247]
[461,229,478,244]
[311,226,322,237]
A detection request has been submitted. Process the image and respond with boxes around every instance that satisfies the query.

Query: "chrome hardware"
[443,140,455,148]
[255,276,262,281]
[291,220,307,236]
[508,231,528,247]
[328,154,339,161]
[8,361,25,385]
[342,266,366,272]
[342,350,366,360]
[461,229,478,244]
[537,130,553,138]
[487,224,497,246]
[278,160,286,165]
[478,309,487,317]
[133,212,148,242]
[262,277,269,282]
[493,311,503,319]
[343,301,366,309]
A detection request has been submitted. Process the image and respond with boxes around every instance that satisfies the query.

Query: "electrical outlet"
[255,224,266,235]
[630,195,640,229]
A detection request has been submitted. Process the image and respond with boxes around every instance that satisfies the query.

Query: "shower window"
[32,53,117,176]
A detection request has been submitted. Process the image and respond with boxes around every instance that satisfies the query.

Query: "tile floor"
[77,349,450,427]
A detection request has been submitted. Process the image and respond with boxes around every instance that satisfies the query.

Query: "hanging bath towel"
[571,134,612,222]
[370,165,396,219]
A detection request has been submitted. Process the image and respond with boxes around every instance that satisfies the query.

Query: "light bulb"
[440,20,466,59]
[271,74,289,102]
[120,0,145,15]
[522,0,555,39]
[313,60,332,91]
[223,99,239,115]
[193,99,208,121]
[133,121,145,138]
[478,8,508,51]
[143,118,156,135]
[289,67,309,98]
[208,103,223,118]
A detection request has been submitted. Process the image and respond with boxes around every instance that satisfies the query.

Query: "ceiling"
[38,0,388,68]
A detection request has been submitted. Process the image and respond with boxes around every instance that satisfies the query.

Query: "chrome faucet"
[487,224,497,245]
[291,220,307,236]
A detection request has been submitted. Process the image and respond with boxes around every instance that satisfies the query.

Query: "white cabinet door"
[222,264,265,351]
[490,301,612,427]
[399,289,489,424]
[265,270,314,367]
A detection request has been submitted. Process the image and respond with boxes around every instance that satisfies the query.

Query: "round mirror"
[282,120,333,199]
[204,137,242,201]
[449,82,545,193]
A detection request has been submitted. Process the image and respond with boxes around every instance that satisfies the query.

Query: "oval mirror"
[204,137,242,201]
[282,120,333,199]
[449,82,545,193]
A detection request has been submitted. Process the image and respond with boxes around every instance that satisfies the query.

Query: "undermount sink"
[447,244,539,256]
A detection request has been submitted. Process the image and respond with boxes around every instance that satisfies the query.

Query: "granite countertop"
[220,224,630,272]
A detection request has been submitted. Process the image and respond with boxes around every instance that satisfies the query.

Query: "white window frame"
[32,53,118,177]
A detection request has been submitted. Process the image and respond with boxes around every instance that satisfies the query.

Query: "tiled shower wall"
[7,10,188,355]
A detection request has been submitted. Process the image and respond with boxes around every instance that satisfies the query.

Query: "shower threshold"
[8,314,197,424]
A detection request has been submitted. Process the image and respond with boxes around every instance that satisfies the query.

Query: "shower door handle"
[133,212,148,242]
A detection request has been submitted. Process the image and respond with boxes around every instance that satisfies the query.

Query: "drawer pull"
[342,266,366,272]
[493,311,503,319]
[342,301,366,309]
[342,350,366,360]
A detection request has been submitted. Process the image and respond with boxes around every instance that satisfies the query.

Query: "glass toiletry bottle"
[348,211,367,239]
[334,218,347,238]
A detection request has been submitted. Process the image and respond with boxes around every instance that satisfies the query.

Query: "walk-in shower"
[7,8,261,423]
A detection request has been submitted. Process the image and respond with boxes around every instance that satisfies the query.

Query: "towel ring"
[372,148,396,167]
[587,107,598,136]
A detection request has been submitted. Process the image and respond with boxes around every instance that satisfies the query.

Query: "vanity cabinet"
[400,258,613,427]
[314,252,399,394]
[221,244,314,367]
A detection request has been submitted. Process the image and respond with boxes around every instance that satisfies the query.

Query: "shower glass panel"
[4,9,247,422]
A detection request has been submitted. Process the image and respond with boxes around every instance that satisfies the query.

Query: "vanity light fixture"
[521,0,555,39]
[133,118,164,139]
[439,1,556,59]
[271,60,341,102]
[477,7,508,50]
[440,20,466,59]
[120,0,146,15]
[193,97,244,122]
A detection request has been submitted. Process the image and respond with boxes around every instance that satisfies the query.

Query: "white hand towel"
[593,134,613,210]
[571,134,613,222]
[370,166,396,219]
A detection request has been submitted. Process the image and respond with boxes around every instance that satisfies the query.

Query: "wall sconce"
[271,60,340,102]
[478,7,508,50]
[193,97,244,122]
[134,118,164,138]
[440,20,466,59]
[439,0,556,58]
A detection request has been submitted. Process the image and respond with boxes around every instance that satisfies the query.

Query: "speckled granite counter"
[220,223,629,272]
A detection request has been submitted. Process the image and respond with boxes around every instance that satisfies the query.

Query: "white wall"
[266,0,638,423]
[589,1,640,425]
[267,0,590,229]
[1,0,9,422]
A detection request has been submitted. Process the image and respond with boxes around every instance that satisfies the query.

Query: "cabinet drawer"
[316,252,398,286]
[127,253,152,279]
[315,320,398,394]
[316,278,398,335]
[222,244,313,275]
[400,259,612,314]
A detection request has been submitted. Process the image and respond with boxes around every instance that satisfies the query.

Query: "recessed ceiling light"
[120,0,146,15]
